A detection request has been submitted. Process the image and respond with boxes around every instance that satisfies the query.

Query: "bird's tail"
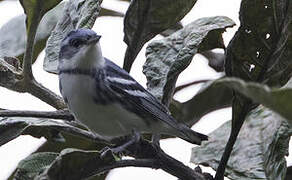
[176,124,208,145]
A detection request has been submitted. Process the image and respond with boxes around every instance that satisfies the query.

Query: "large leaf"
[36,148,115,180]
[0,3,123,66]
[99,7,124,17]
[143,16,235,106]
[213,77,292,124]
[36,133,104,153]
[13,152,58,180]
[216,2,292,178]
[123,0,198,72]
[191,106,292,180]
[225,0,292,85]
[0,117,107,147]
[35,134,109,180]
[0,3,64,64]
[44,0,103,74]
[13,149,109,180]
[200,50,225,72]
[7,131,108,180]
[19,0,62,33]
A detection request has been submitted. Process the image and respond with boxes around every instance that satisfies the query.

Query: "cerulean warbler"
[58,29,207,145]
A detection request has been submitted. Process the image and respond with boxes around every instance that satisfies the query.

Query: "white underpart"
[58,42,160,138]
[59,73,150,138]
[107,76,137,85]
[58,41,178,139]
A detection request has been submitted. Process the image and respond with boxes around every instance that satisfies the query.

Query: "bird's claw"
[100,146,124,160]
[100,130,141,159]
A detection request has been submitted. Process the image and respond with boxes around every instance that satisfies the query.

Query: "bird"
[58,28,208,146]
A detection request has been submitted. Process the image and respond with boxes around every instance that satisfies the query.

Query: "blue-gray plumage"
[58,29,208,144]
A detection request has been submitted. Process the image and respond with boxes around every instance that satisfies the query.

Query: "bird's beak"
[88,35,101,44]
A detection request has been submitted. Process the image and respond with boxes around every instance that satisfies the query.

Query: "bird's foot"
[100,146,123,160]
[151,134,161,147]
[100,130,141,159]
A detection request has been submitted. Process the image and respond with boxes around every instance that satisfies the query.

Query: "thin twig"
[22,2,42,81]
[0,109,74,120]
[174,79,210,94]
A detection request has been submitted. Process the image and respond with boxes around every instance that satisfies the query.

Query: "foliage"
[192,105,292,180]
[0,0,291,179]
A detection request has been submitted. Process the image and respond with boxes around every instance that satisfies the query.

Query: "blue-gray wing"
[103,58,208,144]
[104,58,178,128]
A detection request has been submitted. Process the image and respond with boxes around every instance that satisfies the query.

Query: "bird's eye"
[71,39,83,48]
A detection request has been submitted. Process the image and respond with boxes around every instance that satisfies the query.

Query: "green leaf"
[200,50,225,72]
[0,117,107,146]
[143,16,235,106]
[36,133,103,153]
[44,0,103,74]
[7,133,108,180]
[214,77,292,123]
[0,3,123,66]
[19,0,62,33]
[0,3,64,64]
[123,0,198,72]
[225,0,292,85]
[160,22,183,37]
[217,2,292,177]
[191,106,292,180]
[99,7,124,17]
[36,134,109,179]
[0,57,22,91]
[176,79,232,126]
[13,152,58,180]
[36,148,115,180]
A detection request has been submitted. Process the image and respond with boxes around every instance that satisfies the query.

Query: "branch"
[92,158,209,179]
[21,1,42,80]
[57,122,109,145]
[0,109,74,120]
[28,79,66,109]
[215,95,253,180]
[0,58,66,109]
[1,110,209,179]
[66,139,209,180]
[122,139,207,180]
[92,159,159,175]
[0,0,66,110]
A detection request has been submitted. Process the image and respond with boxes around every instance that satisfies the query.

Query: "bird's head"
[58,29,103,70]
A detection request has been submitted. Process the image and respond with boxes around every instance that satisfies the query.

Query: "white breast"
[59,73,149,138]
